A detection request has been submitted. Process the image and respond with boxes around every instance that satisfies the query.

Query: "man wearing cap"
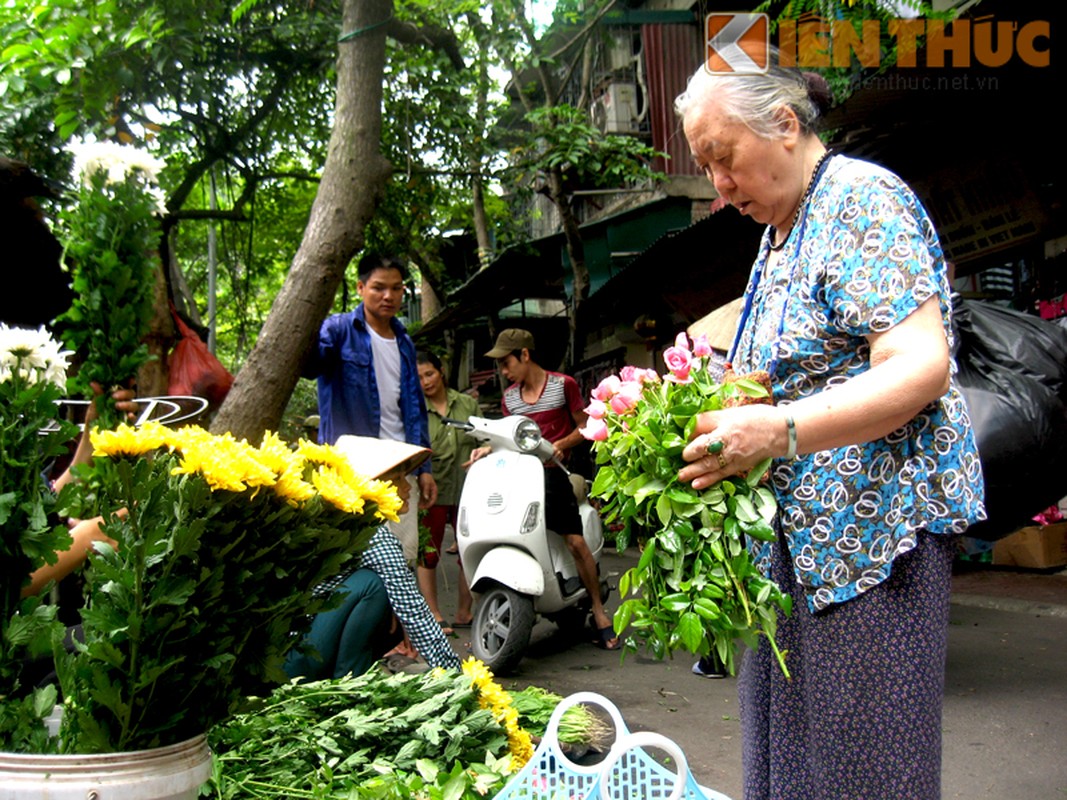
[481,329,620,650]
[306,252,437,564]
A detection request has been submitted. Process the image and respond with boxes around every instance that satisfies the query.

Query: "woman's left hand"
[679,404,789,490]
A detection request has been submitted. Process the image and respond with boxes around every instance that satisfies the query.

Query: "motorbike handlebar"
[441,417,474,431]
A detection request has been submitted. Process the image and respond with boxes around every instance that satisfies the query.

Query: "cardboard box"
[992,522,1067,569]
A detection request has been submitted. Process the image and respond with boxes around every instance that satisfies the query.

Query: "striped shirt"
[501,371,584,446]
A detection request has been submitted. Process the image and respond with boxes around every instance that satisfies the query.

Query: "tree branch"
[384,17,465,70]
[170,208,250,221]
[166,77,291,213]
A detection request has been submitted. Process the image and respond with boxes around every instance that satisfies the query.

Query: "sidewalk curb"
[950,592,1067,619]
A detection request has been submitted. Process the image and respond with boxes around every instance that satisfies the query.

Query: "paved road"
[436,544,1067,799]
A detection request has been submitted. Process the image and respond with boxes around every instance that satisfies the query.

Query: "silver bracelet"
[784,415,797,460]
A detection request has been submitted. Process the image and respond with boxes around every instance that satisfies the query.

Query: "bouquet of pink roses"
[581,333,791,677]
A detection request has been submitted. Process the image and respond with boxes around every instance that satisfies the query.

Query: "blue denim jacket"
[310,304,431,475]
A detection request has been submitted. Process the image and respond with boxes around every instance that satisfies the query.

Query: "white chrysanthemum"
[71,141,165,187]
[0,324,72,389]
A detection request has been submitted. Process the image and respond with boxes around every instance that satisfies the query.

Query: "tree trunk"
[210,0,393,440]
[471,163,492,269]
[548,168,589,368]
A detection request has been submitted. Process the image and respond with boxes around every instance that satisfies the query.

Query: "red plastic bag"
[167,305,234,407]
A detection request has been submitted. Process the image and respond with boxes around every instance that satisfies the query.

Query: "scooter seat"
[569,472,588,504]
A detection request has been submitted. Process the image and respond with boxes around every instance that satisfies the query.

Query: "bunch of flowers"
[0,325,79,752]
[57,142,166,426]
[581,333,792,677]
[53,423,401,754]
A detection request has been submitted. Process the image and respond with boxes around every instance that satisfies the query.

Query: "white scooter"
[446,415,607,675]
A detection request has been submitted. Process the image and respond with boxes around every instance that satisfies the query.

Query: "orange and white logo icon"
[705,13,770,74]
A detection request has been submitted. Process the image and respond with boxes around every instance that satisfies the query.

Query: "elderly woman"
[675,60,985,799]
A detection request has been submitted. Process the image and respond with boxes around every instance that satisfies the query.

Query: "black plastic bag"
[952,297,1067,540]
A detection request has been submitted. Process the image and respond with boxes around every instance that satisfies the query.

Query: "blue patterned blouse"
[732,154,986,613]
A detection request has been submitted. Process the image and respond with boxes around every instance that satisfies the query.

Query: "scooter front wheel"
[470,583,535,675]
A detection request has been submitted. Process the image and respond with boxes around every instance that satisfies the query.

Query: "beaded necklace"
[768,149,833,252]
[729,152,835,377]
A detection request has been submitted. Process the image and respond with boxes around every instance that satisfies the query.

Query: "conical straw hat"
[688,297,744,352]
[333,436,431,481]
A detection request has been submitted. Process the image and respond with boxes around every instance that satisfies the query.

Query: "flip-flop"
[451,619,472,629]
[592,625,621,651]
[436,619,455,635]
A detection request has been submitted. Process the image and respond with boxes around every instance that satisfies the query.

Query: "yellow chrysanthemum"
[256,432,317,506]
[91,420,170,458]
[171,430,277,493]
[297,440,356,480]
[165,424,215,455]
[462,658,534,770]
[364,478,403,522]
[273,453,316,506]
[256,430,294,473]
[312,465,367,515]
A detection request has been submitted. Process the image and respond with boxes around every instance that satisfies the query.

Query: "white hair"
[674,58,822,140]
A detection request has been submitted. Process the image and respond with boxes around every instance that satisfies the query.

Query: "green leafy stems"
[57,147,162,428]
[0,326,79,752]
[582,337,792,678]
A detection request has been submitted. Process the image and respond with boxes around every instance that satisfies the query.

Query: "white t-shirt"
[368,326,405,442]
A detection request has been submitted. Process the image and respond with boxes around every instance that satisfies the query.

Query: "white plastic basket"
[496,692,733,800]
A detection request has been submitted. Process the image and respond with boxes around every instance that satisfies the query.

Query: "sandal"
[592,625,621,651]
[436,619,455,636]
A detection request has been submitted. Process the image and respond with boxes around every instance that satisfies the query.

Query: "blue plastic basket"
[496,692,733,800]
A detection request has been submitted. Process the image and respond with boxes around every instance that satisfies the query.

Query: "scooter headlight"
[514,418,543,452]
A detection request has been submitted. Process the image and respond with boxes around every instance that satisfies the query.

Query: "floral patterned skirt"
[739,531,956,800]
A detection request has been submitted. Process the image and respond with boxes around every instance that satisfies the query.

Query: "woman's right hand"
[678,404,791,490]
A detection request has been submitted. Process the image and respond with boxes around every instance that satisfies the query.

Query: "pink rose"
[692,333,712,358]
[662,346,692,382]
[592,374,622,401]
[584,399,608,419]
[619,365,638,383]
[580,417,609,441]
[637,368,661,384]
[674,331,691,351]
[609,381,643,415]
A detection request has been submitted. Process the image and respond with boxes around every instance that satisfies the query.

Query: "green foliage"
[176,172,318,369]
[207,670,515,799]
[278,378,320,444]
[518,104,664,192]
[55,156,161,426]
[0,328,79,752]
[0,0,167,149]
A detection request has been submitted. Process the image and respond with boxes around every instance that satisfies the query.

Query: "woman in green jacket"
[417,352,477,630]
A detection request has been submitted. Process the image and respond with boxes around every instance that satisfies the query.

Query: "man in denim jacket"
[306,253,436,562]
